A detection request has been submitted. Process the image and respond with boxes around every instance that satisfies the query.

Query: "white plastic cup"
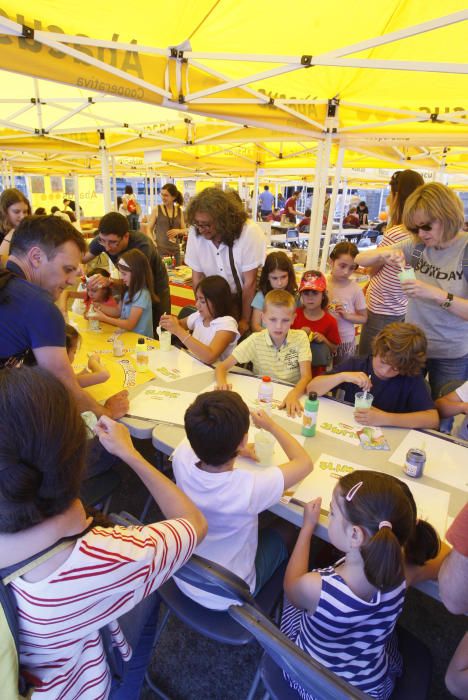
[254,431,275,466]
[159,329,172,351]
[354,392,374,409]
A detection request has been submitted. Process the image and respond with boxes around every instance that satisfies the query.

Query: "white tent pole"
[99,132,112,213]
[276,182,279,207]
[338,178,348,236]
[378,186,385,216]
[306,140,325,269]
[111,157,117,211]
[253,167,260,220]
[145,169,150,213]
[9,165,15,188]
[320,144,344,272]
[307,134,333,269]
[149,171,155,210]
[73,174,80,221]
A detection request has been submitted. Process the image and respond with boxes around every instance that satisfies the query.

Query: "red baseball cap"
[299,271,327,293]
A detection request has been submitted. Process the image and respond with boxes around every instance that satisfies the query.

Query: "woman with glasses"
[356,183,468,399]
[184,187,266,336]
[358,170,424,355]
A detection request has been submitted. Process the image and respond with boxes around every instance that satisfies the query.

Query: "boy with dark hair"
[172,390,313,610]
[307,322,439,429]
[216,289,312,417]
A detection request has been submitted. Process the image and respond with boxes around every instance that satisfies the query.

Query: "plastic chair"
[285,229,299,248]
[310,340,331,369]
[230,604,433,700]
[229,603,368,700]
[144,554,287,699]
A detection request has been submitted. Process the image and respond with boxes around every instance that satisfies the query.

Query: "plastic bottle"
[135,337,149,372]
[87,304,100,332]
[302,392,319,437]
[113,333,124,357]
[258,376,274,414]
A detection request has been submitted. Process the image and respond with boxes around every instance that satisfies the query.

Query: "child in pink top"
[327,242,367,365]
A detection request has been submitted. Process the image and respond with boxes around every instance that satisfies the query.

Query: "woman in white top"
[160,275,239,364]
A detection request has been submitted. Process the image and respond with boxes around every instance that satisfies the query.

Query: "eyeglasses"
[407,223,433,234]
[194,220,213,230]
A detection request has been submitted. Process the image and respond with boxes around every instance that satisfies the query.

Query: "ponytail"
[162,184,183,206]
[405,519,440,566]
[361,527,405,590]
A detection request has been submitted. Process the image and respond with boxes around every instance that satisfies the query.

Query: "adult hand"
[279,390,303,418]
[238,318,250,336]
[382,248,405,268]
[400,278,434,300]
[343,372,372,391]
[167,228,184,243]
[104,390,129,419]
[95,415,136,460]
[302,497,322,531]
[87,273,111,292]
[250,408,275,431]
[354,406,386,426]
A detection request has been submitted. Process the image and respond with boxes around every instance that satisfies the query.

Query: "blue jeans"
[254,527,288,595]
[426,354,468,432]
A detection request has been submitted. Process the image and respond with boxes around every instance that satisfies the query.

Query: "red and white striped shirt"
[12,519,196,700]
[366,225,412,316]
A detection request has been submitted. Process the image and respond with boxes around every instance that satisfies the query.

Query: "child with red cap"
[292,270,341,376]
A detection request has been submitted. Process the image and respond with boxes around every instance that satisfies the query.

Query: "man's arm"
[34,346,128,419]
[239,267,258,334]
[438,548,468,615]
[191,269,205,293]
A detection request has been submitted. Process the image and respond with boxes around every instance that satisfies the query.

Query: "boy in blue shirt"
[307,322,439,429]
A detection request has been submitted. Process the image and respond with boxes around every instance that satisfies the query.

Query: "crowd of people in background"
[0,173,466,700]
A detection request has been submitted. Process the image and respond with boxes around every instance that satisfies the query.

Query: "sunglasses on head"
[408,223,433,234]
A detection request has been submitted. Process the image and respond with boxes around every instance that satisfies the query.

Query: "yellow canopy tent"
[0,0,466,263]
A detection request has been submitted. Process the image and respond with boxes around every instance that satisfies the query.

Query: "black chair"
[310,340,332,369]
[80,468,122,514]
[144,554,287,699]
[230,604,433,700]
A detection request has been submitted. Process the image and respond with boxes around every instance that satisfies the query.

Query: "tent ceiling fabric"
[0,1,466,175]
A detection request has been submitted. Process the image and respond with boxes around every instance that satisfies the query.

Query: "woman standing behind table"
[358,169,424,355]
[147,183,186,266]
[0,188,31,262]
[356,183,468,399]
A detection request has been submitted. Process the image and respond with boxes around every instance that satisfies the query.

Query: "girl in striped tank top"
[282,470,446,699]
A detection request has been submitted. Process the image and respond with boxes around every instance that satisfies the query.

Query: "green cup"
[354,392,374,409]
[398,267,416,283]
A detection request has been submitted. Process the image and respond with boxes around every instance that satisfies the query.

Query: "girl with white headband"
[281,470,448,699]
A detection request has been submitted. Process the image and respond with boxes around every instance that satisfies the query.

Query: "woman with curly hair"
[185,187,266,335]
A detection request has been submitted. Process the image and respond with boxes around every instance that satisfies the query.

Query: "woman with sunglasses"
[356,183,468,400]
[358,170,424,355]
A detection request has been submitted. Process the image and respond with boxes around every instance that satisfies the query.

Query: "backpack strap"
[411,240,468,282]
[228,244,243,319]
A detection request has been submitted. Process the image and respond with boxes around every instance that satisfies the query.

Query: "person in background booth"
[0,187,31,262]
[147,183,186,266]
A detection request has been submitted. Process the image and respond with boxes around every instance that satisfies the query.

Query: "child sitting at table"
[93,249,156,337]
[282,470,446,699]
[251,251,298,332]
[291,270,340,377]
[306,322,439,429]
[59,268,119,319]
[172,390,313,610]
[159,275,239,364]
[65,324,110,388]
[216,290,312,417]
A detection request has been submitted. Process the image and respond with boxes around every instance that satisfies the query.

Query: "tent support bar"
[321,145,344,272]
[185,64,300,102]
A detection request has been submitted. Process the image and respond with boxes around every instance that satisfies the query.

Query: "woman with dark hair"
[121,184,140,231]
[357,200,369,226]
[185,187,266,335]
[0,187,31,261]
[160,274,239,363]
[0,367,206,699]
[147,183,186,265]
[358,169,425,355]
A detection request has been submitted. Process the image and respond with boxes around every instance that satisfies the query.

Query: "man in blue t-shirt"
[306,322,438,429]
[0,215,128,420]
[258,185,275,219]
[84,212,170,330]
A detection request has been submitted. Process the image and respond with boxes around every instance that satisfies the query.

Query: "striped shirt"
[366,226,411,316]
[281,562,405,699]
[12,519,196,700]
[232,328,311,384]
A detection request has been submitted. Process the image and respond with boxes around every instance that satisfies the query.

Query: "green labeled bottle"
[302,392,319,437]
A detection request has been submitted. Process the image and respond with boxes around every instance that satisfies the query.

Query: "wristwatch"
[440,292,454,309]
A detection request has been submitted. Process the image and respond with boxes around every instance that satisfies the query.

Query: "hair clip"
[379,520,392,530]
[345,481,363,502]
